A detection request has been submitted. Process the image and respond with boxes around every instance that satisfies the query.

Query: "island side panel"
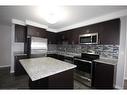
[29,77,49,89]
[48,69,74,89]
[29,69,74,89]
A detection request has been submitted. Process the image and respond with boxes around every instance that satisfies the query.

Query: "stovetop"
[74,53,99,61]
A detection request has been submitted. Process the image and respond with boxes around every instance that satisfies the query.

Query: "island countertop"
[19,57,76,81]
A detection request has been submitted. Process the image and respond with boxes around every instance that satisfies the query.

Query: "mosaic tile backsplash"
[48,44,119,59]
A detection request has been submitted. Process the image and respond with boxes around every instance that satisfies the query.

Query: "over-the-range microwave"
[79,33,98,44]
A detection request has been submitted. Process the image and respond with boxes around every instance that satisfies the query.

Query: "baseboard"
[115,85,122,89]
[0,65,10,68]
[0,65,14,74]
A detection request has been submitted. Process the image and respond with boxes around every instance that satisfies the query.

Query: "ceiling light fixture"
[37,6,67,24]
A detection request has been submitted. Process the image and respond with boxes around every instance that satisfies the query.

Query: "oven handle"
[74,58,92,63]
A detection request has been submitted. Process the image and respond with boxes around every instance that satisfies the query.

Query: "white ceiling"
[0,6,127,31]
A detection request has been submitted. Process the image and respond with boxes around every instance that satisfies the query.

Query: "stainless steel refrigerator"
[25,36,48,58]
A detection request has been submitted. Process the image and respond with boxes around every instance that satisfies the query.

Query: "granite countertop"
[47,51,118,65]
[47,51,81,58]
[20,57,76,81]
[94,57,118,65]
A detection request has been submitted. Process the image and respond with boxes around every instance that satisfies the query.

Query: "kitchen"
[0,6,127,89]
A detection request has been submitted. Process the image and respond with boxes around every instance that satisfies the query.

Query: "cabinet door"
[56,33,63,44]
[99,19,120,44]
[14,55,28,76]
[47,54,58,59]
[27,25,47,38]
[47,54,65,61]
[57,54,64,61]
[47,31,57,44]
[15,24,26,42]
[92,62,114,89]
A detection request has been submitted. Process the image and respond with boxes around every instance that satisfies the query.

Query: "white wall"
[125,61,127,80]
[115,16,127,89]
[0,24,11,67]
[10,24,25,73]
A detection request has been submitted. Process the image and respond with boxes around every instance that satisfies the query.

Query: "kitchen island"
[19,57,76,89]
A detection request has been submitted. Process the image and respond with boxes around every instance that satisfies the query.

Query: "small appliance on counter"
[74,53,99,87]
[24,36,48,58]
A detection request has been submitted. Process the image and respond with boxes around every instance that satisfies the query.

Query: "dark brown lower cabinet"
[47,54,64,61]
[29,69,74,89]
[14,55,28,76]
[92,61,115,89]
[47,54,58,59]
[57,54,65,61]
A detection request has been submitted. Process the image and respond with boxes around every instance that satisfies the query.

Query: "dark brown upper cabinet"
[57,18,120,45]
[56,32,64,44]
[47,31,57,44]
[99,19,120,44]
[27,25,47,38]
[15,24,26,42]
[15,19,120,45]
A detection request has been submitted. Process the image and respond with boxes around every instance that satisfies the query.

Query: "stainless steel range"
[74,53,99,87]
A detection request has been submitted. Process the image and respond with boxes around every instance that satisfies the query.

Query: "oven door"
[74,58,92,74]
[74,58,92,87]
